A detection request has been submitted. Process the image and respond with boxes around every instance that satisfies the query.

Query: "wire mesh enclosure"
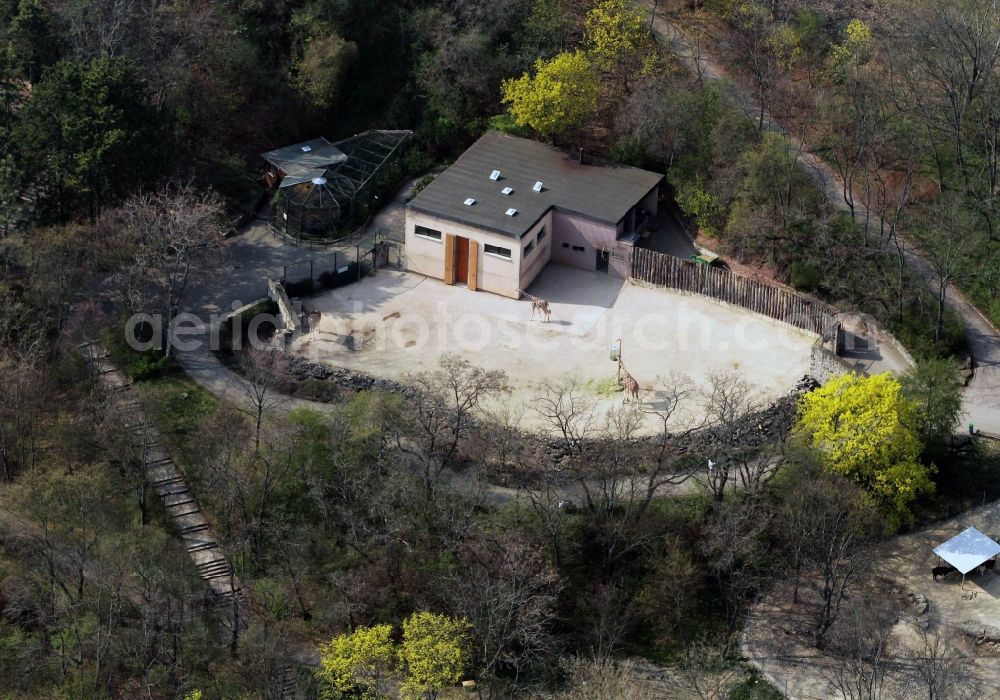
[270,130,411,242]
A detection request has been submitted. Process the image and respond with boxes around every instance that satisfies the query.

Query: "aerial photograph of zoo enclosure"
[7,0,1000,697]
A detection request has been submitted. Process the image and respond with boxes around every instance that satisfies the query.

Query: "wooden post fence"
[630,247,840,342]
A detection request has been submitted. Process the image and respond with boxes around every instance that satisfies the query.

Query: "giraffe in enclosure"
[620,366,640,404]
[518,289,551,322]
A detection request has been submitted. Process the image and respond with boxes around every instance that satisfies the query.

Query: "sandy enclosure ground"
[290,265,816,435]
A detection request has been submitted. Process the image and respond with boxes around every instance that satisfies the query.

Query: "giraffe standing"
[518,289,551,322]
[620,366,640,404]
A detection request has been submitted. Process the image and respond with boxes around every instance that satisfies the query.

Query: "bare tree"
[666,637,744,700]
[204,422,298,576]
[913,193,983,342]
[109,181,224,358]
[398,354,510,517]
[701,371,761,502]
[534,376,599,462]
[96,383,154,525]
[444,540,559,695]
[899,0,1000,193]
[237,347,291,453]
[823,593,897,700]
[904,623,981,700]
[580,579,635,659]
[0,345,46,481]
[553,656,656,700]
[534,375,709,569]
[774,467,885,649]
[479,397,529,477]
[728,2,798,133]
[700,495,771,627]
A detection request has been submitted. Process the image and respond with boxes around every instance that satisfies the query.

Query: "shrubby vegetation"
[678,0,1000,345]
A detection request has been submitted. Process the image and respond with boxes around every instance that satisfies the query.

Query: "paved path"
[174,177,431,415]
[642,2,1000,434]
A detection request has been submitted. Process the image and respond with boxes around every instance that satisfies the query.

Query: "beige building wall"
[406,210,539,298]
[518,212,553,291]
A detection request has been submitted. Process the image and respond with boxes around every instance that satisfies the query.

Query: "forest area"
[1,0,1000,698]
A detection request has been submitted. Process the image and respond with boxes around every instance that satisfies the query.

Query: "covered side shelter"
[933,526,1000,588]
[261,137,347,189]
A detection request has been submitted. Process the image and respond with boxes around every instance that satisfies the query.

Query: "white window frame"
[484,244,512,260]
[414,225,442,242]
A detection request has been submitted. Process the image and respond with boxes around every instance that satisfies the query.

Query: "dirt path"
[642,2,1000,435]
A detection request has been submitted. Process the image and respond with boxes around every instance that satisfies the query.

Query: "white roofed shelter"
[933,527,1000,589]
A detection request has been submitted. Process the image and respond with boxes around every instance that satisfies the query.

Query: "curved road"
[643,3,1000,435]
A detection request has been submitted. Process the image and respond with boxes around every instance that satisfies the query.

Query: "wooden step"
[158,486,189,497]
[186,541,217,553]
[204,569,236,580]
[196,557,228,569]
[179,523,209,535]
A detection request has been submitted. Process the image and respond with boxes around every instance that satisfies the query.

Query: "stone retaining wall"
[809,344,858,384]
[267,278,300,335]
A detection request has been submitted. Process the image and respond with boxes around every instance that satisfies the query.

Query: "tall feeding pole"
[611,338,623,385]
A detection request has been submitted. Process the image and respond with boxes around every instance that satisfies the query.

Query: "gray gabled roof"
[407,131,663,239]
[261,137,347,177]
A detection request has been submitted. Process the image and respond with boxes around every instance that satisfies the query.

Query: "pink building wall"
[551,211,613,272]
[551,211,632,279]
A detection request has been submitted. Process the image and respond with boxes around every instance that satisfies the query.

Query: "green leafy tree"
[317,624,395,699]
[724,132,826,268]
[795,373,935,526]
[523,0,579,55]
[6,0,60,83]
[292,32,358,111]
[398,612,472,700]
[900,358,964,446]
[676,178,722,237]
[16,55,158,217]
[501,50,599,141]
[0,155,22,237]
[584,0,654,92]
[827,19,873,76]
